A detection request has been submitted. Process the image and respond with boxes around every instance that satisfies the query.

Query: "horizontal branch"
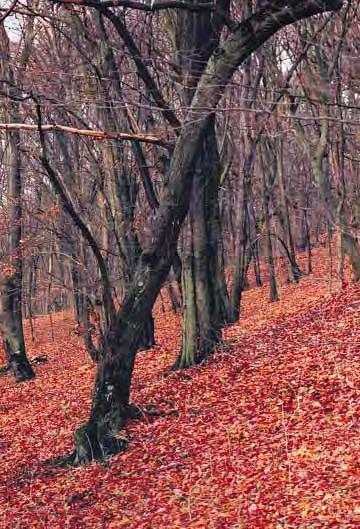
[54,0,214,11]
[0,122,170,147]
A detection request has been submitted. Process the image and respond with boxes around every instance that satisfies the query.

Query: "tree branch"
[0,0,18,23]
[0,121,171,147]
[98,6,181,130]
[141,0,344,257]
[35,105,116,326]
[54,0,214,12]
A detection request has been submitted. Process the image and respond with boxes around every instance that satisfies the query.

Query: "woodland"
[0,0,359,527]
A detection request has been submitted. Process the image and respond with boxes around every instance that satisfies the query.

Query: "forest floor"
[0,247,359,529]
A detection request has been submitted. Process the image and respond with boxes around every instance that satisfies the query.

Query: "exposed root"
[70,422,128,466]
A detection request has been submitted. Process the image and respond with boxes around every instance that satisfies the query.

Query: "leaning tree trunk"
[69,0,342,464]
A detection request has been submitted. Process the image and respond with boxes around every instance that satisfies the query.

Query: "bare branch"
[54,0,214,12]
[0,122,171,147]
[0,0,18,24]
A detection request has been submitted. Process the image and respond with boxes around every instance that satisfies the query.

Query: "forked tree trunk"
[69,0,342,464]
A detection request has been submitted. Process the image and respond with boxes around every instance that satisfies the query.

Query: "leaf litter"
[0,247,359,529]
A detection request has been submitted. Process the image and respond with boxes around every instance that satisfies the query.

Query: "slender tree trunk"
[229,56,256,323]
[167,278,181,313]
[71,253,100,362]
[253,239,262,286]
[277,140,302,282]
[229,170,251,322]
[327,220,334,290]
[303,209,313,274]
[261,145,279,302]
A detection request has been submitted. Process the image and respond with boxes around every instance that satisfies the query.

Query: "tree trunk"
[342,232,360,282]
[261,144,279,302]
[302,208,312,274]
[0,24,35,381]
[71,253,100,362]
[1,129,34,381]
[277,139,302,282]
[229,52,255,323]
[253,239,263,286]
[69,0,342,463]
[230,180,252,323]
[174,120,230,368]
[0,277,35,382]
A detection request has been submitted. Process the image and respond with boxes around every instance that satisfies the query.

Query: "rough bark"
[0,278,35,382]
[175,122,228,368]
[166,1,230,367]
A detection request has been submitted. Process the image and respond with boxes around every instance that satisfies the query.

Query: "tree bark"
[175,121,229,368]
[69,0,343,463]
[276,139,302,282]
[261,145,279,302]
[0,24,35,381]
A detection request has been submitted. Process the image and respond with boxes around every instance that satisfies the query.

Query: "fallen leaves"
[0,247,359,528]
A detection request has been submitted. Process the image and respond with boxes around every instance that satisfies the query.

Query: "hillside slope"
[0,251,359,529]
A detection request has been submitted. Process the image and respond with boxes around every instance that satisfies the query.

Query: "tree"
[0,21,35,382]
[290,3,360,281]
[161,2,231,368]
[59,0,343,463]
